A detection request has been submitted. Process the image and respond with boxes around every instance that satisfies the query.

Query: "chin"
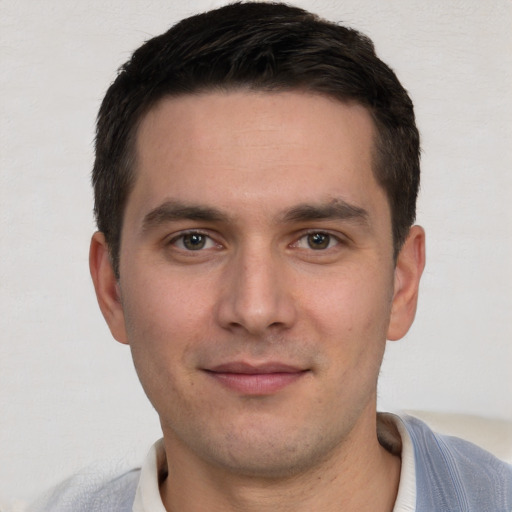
[185,418,347,480]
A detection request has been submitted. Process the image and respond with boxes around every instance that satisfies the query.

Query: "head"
[93,1,420,278]
[89,1,425,490]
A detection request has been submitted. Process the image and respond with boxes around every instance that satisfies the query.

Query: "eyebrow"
[280,199,369,225]
[141,198,369,233]
[142,200,229,232]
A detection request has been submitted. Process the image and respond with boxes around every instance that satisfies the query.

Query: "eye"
[295,232,340,250]
[171,232,217,251]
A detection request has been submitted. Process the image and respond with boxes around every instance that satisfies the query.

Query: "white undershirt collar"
[132,413,416,512]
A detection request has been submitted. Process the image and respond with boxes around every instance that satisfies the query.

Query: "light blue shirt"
[29,414,512,512]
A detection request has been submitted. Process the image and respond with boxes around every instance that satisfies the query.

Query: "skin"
[90,91,425,511]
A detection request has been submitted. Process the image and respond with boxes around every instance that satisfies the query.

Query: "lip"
[204,362,308,395]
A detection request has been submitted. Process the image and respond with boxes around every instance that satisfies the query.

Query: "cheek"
[304,265,393,331]
[123,294,204,419]
[122,263,213,336]
[119,272,207,385]
[302,265,394,377]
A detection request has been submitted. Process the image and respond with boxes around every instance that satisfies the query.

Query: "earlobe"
[89,232,128,344]
[387,225,426,341]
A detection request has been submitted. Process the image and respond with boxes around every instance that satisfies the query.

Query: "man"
[31,2,512,511]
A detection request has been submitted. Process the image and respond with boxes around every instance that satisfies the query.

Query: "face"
[91,91,424,478]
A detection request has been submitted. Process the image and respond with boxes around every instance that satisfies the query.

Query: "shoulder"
[28,465,141,512]
[398,414,512,512]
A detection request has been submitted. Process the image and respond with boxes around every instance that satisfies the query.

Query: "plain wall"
[1,0,511,504]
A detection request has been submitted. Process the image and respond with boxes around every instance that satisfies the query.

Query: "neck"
[160,412,401,512]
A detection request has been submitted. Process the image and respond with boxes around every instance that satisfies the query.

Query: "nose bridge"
[217,238,295,334]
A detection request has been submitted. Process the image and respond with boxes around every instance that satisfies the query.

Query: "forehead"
[128,91,386,226]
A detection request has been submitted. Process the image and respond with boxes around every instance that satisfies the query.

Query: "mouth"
[203,362,309,395]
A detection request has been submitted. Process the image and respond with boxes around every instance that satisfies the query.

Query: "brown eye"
[307,232,331,250]
[182,233,207,250]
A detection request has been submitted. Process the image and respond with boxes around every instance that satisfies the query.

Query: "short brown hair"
[93,1,420,276]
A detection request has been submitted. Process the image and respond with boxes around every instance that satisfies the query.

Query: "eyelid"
[167,229,222,250]
[163,228,349,251]
[291,229,347,249]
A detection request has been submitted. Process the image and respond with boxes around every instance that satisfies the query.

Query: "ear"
[89,232,128,344]
[387,225,426,341]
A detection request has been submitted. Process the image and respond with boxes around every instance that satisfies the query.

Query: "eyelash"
[292,230,344,251]
[167,230,345,252]
[168,230,220,251]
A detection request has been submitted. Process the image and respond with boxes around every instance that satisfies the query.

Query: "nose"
[215,245,297,336]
